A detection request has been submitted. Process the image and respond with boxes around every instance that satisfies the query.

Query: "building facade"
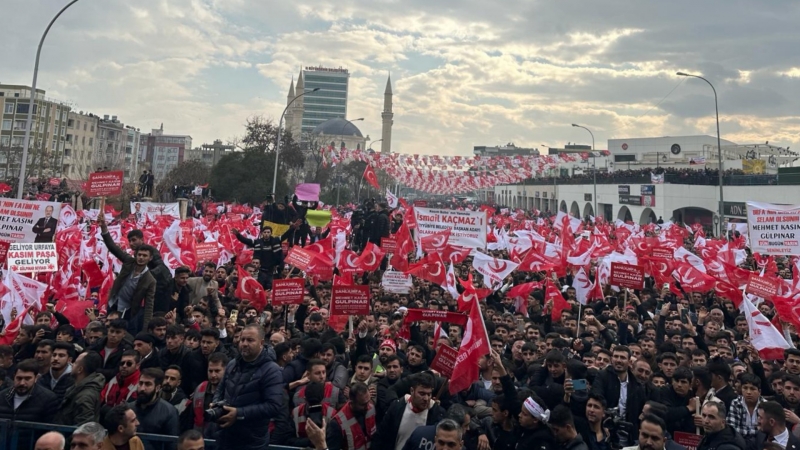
[0,84,71,180]
[140,125,192,182]
[65,111,99,179]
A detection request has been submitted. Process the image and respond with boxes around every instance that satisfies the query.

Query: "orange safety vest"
[292,403,336,437]
[332,401,376,450]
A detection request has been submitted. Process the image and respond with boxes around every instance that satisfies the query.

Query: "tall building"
[0,84,71,180]
[64,111,99,179]
[140,124,192,182]
[381,76,393,153]
[286,67,350,137]
[186,139,234,167]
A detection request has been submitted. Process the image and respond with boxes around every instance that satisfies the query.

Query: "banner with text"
[86,171,124,197]
[414,207,487,250]
[381,270,413,294]
[610,262,645,289]
[403,308,468,326]
[130,202,180,220]
[0,199,61,244]
[746,201,800,255]
[195,242,221,264]
[746,273,780,300]
[8,242,58,273]
[285,247,316,271]
[271,278,306,306]
[430,345,458,377]
[330,285,370,316]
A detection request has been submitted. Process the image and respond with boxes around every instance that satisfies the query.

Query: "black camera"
[204,401,228,422]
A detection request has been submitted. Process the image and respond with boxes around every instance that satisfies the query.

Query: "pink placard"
[295,183,321,202]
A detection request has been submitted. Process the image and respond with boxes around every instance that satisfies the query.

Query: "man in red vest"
[100,350,141,409]
[273,381,337,447]
[326,383,376,450]
[292,359,345,409]
[186,352,229,439]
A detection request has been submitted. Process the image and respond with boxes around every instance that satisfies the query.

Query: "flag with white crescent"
[471,251,519,290]
[740,294,791,360]
[386,189,398,208]
[449,296,490,394]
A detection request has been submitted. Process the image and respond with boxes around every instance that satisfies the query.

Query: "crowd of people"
[0,189,798,450]
[529,167,778,186]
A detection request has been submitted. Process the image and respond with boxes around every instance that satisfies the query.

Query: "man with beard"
[102,404,145,450]
[696,402,746,450]
[37,342,74,404]
[130,368,180,437]
[160,325,190,371]
[376,354,403,423]
[291,359,345,409]
[320,342,348,389]
[187,262,220,306]
[652,366,698,435]
[186,352,229,439]
[101,351,141,408]
[592,345,646,442]
[0,359,59,426]
[778,374,800,425]
[373,339,397,376]
[622,414,668,450]
[750,400,800,450]
[162,365,188,413]
[404,345,430,374]
[133,332,162,371]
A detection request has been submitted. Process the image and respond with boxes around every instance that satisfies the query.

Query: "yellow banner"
[262,220,290,237]
[306,210,332,227]
[742,159,765,174]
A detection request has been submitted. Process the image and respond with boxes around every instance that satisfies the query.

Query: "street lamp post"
[572,124,596,219]
[18,0,81,199]
[369,139,382,151]
[335,118,364,205]
[677,72,724,237]
[272,87,320,196]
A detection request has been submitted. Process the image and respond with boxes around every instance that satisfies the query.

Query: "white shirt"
[395,399,429,450]
[13,394,29,410]
[774,427,789,448]
[618,376,628,419]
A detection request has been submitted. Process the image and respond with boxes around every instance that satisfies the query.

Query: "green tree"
[155,159,212,199]
[210,116,304,203]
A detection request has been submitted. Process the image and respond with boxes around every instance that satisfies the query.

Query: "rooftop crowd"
[527,167,778,186]
[0,192,797,450]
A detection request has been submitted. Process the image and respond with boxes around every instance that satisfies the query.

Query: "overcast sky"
[4,0,799,155]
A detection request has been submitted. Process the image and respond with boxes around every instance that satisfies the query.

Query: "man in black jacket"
[369,203,391,246]
[36,342,74,405]
[0,359,59,422]
[697,401,746,450]
[748,400,800,450]
[130,368,180,439]
[376,355,403,423]
[233,226,283,289]
[652,366,698,436]
[92,319,133,382]
[160,325,190,371]
[374,372,445,450]
[591,346,646,442]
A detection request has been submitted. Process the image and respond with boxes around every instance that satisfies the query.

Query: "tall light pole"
[368,139,382,151]
[272,87,320,195]
[18,0,81,199]
[572,124,596,219]
[335,118,364,205]
[676,72,724,236]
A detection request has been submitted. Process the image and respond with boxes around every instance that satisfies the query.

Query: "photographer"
[211,324,283,450]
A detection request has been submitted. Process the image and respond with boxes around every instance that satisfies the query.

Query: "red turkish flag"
[442,245,471,264]
[405,253,447,286]
[449,296,490,394]
[672,262,716,293]
[420,229,451,254]
[356,242,385,272]
[0,305,33,345]
[363,165,380,190]
[546,279,570,322]
[235,266,267,311]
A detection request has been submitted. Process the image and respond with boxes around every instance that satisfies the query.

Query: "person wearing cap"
[133,332,162,371]
[374,339,397,376]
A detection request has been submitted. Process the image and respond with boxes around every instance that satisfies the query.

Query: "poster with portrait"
[0,199,62,244]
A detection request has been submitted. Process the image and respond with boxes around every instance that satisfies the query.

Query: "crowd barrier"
[0,419,303,450]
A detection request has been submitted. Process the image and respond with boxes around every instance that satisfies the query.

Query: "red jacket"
[101,369,140,406]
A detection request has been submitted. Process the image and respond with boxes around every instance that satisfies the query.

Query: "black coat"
[0,384,59,422]
[697,425,746,450]
[234,233,283,271]
[92,338,133,382]
[370,210,391,245]
[747,430,800,450]
[373,397,445,450]
[36,368,74,404]
[212,347,284,450]
[652,385,695,435]
[130,398,180,439]
[590,367,647,429]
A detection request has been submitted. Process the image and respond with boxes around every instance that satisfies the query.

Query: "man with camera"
[210,324,283,450]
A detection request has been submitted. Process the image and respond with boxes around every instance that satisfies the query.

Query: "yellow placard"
[306,210,332,227]
[262,220,290,237]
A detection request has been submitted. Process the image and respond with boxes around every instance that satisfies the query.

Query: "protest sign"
[272,278,305,306]
[414,207,487,250]
[285,247,316,271]
[381,237,398,254]
[673,432,701,450]
[262,220,290,238]
[295,183,321,202]
[610,262,645,289]
[0,199,61,244]
[403,308,468,326]
[330,285,370,316]
[306,210,332,227]
[746,273,780,300]
[195,242,221,264]
[747,201,800,255]
[8,242,58,273]
[381,270,413,294]
[430,345,458,378]
[130,202,180,220]
[86,171,124,197]
[0,241,10,267]
[413,200,428,207]
[651,247,673,260]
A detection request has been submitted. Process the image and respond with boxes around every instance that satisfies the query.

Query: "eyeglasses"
[120,361,136,367]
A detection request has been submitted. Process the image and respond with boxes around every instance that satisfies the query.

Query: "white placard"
[414,207,487,250]
[746,201,800,255]
[8,242,58,273]
[381,270,413,294]
[130,201,180,221]
[0,199,61,244]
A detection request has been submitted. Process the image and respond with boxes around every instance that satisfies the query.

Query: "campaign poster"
[8,243,58,273]
[195,242,221,264]
[130,202,180,221]
[414,207,487,250]
[0,199,61,244]
[609,263,645,289]
[330,285,370,316]
[381,270,413,294]
[747,202,800,255]
[86,171,124,197]
[272,278,306,306]
[430,345,458,377]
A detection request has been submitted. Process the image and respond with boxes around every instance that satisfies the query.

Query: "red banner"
[285,247,316,271]
[673,432,701,450]
[0,241,11,267]
[403,308,468,326]
[430,345,458,377]
[746,273,780,300]
[86,171,124,197]
[610,262,645,289]
[48,177,61,187]
[272,278,305,306]
[330,285,370,316]
[381,237,398,254]
[651,247,673,260]
[413,200,428,207]
[195,242,220,263]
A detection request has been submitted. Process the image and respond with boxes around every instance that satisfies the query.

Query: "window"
[81,136,85,145]
[3,103,13,114]
[15,103,37,115]
[67,119,74,128]
[83,123,86,131]
[11,137,22,146]
[89,138,93,146]
[64,148,71,156]
[13,120,27,130]
[1,120,10,130]
[0,136,8,146]
[52,140,56,151]
[90,125,94,132]
[66,134,72,142]
[76,120,80,129]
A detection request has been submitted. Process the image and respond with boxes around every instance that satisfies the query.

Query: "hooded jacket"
[37,364,74,404]
[55,372,106,425]
[212,346,284,450]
